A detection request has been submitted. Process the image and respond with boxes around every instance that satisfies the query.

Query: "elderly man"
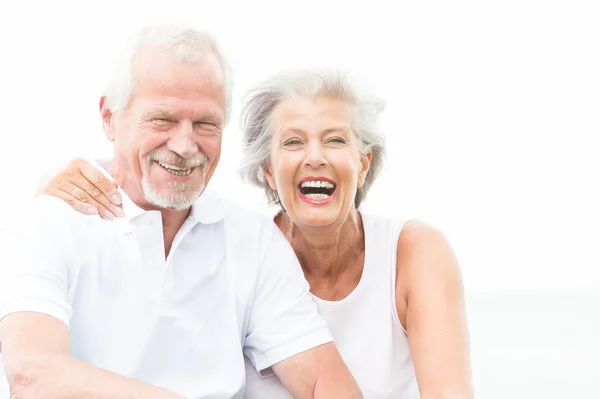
[0,26,361,399]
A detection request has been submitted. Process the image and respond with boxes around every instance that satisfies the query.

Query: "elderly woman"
[40,69,473,399]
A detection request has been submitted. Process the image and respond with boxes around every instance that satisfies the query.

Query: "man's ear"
[100,96,117,142]
[357,152,372,189]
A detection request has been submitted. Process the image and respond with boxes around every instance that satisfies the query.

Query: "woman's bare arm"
[396,220,474,399]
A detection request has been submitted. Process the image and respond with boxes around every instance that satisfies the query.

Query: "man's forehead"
[200,52,225,86]
[143,105,224,122]
[130,48,227,121]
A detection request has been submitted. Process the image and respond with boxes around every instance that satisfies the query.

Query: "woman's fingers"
[43,184,100,217]
[75,158,122,206]
[40,158,125,219]
[74,171,125,218]
[50,181,120,220]
[70,177,124,219]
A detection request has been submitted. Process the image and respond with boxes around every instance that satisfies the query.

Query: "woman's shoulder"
[359,211,406,234]
[397,219,448,248]
[359,212,455,269]
[360,213,445,244]
[395,219,461,288]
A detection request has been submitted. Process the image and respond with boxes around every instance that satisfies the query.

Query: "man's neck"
[160,207,191,258]
[107,160,191,258]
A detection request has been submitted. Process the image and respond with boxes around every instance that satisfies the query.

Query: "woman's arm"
[396,220,474,399]
[36,157,123,219]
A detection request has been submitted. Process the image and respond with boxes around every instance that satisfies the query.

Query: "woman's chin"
[292,206,341,228]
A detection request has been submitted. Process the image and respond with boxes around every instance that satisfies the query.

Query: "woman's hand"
[38,158,124,220]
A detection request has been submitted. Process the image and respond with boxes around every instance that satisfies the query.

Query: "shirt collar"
[120,189,147,223]
[119,188,228,226]
[187,190,228,225]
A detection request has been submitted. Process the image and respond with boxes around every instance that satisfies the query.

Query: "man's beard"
[141,149,209,211]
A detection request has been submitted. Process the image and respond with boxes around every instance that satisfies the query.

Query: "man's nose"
[167,121,198,159]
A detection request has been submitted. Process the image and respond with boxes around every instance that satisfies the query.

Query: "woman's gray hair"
[240,68,386,208]
[103,25,233,124]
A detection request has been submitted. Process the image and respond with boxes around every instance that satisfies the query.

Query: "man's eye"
[194,122,215,127]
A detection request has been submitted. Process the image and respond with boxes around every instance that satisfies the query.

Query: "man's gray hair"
[103,25,233,124]
[240,68,386,208]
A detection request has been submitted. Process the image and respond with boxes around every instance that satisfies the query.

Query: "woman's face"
[265,96,371,228]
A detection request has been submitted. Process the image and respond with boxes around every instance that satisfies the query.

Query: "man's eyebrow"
[194,113,224,125]
[143,109,175,119]
[142,109,224,125]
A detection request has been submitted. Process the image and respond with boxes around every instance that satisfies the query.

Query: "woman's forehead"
[272,96,353,131]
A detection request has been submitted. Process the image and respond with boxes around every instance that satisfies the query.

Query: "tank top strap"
[360,212,407,331]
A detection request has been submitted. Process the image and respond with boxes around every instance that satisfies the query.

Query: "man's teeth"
[157,161,194,176]
[158,161,188,171]
[300,180,335,189]
[305,193,330,200]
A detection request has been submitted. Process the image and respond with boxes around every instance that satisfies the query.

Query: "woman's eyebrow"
[322,127,351,135]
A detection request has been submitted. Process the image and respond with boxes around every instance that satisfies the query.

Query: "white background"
[1,0,598,295]
[1,1,599,397]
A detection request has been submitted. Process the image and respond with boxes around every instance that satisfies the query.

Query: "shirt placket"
[136,212,167,297]
[161,217,199,302]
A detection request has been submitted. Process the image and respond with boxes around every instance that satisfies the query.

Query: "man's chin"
[142,183,205,211]
[147,195,196,211]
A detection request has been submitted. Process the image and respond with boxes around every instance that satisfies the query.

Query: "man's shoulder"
[34,195,102,224]
[202,192,277,231]
[225,204,275,228]
[1,196,104,262]
[10,195,105,238]
[201,193,292,257]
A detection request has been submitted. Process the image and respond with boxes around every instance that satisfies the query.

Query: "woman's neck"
[276,209,365,296]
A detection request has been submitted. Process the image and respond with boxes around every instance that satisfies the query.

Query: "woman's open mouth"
[297,179,337,204]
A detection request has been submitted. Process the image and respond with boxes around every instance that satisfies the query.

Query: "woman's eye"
[328,137,346,144]
[283,139,302,146]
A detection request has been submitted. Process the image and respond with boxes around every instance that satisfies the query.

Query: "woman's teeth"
[305,193,330,200]
[300,180,335,189]
[298,180,336,201]
[157,161,194,176]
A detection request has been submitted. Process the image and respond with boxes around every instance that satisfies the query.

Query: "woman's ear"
[264,165,278,191]
[357,152,372,188]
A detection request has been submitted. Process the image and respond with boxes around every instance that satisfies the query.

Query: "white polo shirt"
[0,191,332,398]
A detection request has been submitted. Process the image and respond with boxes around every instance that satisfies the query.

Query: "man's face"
[104,47,226,210]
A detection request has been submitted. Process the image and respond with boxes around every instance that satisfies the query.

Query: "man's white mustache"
[147,150,208,168]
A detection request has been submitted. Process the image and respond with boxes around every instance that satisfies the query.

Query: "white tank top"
[243,213,420,398]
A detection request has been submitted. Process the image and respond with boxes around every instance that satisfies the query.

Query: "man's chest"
[65,227,252,394]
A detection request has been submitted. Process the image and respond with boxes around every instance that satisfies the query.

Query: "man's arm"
[242,219,362,399]
[0,206,183,399]
[0,312,186,399]
[272,343,362,399]
[397,220,474,399]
